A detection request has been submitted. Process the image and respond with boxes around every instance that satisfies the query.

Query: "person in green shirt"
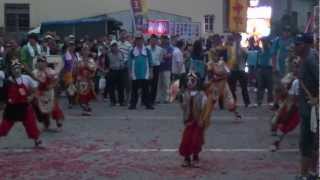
[20,33,42,74]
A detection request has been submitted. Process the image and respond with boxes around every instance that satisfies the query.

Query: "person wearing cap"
[20,33,42,72]
[42,34,59,56]
[147,34,164,105]
[107,41,126,106]
[0,62,43,147]
[33,56,64,131]
[128,34,154,110]
[294,33,319,180]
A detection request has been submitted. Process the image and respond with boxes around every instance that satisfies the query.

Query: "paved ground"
[0,94,300,180]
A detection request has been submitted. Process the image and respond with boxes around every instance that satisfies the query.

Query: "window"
[204,14,214,33]
[5,3,30,32]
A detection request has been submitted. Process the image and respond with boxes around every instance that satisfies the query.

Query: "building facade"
[0,0,316,35]
[0,0,223,36]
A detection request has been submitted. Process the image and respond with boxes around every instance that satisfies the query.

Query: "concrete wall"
[0,0,224,35]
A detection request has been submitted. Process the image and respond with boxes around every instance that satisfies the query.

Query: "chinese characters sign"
[131,0,148,32]
[228,0,248,32]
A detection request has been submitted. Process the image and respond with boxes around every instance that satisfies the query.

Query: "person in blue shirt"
[246,36,260,88]
[189,40,206,81]
[271,26,294,109]
[271,26,294,77]
[128,34,154,110]
[256,37,273,106]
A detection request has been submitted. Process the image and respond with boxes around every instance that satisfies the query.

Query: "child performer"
[33,56,64,131]
[206,58,242,121]
[270,72,300,151]
[75,47,97,116]
[0,62,43,147]
[179,72,214,168]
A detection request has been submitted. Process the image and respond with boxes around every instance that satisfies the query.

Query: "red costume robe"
[0,78,40,139]
[179,91,213,157]
[33,68,64,126]
[76,60,96,105]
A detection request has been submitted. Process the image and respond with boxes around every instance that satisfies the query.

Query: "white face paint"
[187,76,197,90]
[12,67,21,78]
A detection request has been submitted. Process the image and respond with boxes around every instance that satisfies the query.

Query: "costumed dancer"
[33,56,64,131]
[179,72,214,168]
[75,46,96,116]
[62,42,77,109]
[0,62,43,147]
[206,58,242,121]
[270,62,301,151]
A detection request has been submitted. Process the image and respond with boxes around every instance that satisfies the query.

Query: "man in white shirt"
[118,29,133,104]
[147,34,164,105]
[171,40,186,88]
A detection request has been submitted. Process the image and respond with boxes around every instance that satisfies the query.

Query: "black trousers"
[150,66,160,104]
[108,69,126,104]
[130,79,151,107]
[256,67,273,104]
[228,69,251,106]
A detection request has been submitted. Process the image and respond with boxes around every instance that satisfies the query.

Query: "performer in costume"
[0,62,43,147]
[75,46,96,116]
[33,56,64,131]
[179,72,214,168]
[206,58,242,121]
[270,63,300,151]
[62,42,77,109]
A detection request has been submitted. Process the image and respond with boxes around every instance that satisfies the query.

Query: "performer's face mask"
[187,77,197,90]
[11,66,21,78]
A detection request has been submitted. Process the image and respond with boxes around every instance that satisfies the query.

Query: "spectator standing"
[157,35,173,104]
[147,34,163,105]
[295,33,319,180]
[118,30,133,105]
[128,34,153,110]
[107,41,126,106]
[246,37,260,89]
[20,33,42,73]
[171,40,186,87]
[227,33,251,107]
[255,37,273,106]
[190,40,206,82]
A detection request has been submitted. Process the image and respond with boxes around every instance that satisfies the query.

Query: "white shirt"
[118,41,132,63]
[0,71,5,87]
[171,47,185,74]
[288,79,299,96]
[13,75,38,89]
[147,45,163,66]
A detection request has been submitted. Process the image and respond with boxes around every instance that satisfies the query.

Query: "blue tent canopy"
[40,15,122,38]
[41,15,110,26]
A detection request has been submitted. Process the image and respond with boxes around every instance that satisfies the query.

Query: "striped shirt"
[118,41,132,64]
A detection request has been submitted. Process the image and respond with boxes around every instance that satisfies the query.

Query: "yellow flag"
[229,0,248,32]
[141,0,148,16]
